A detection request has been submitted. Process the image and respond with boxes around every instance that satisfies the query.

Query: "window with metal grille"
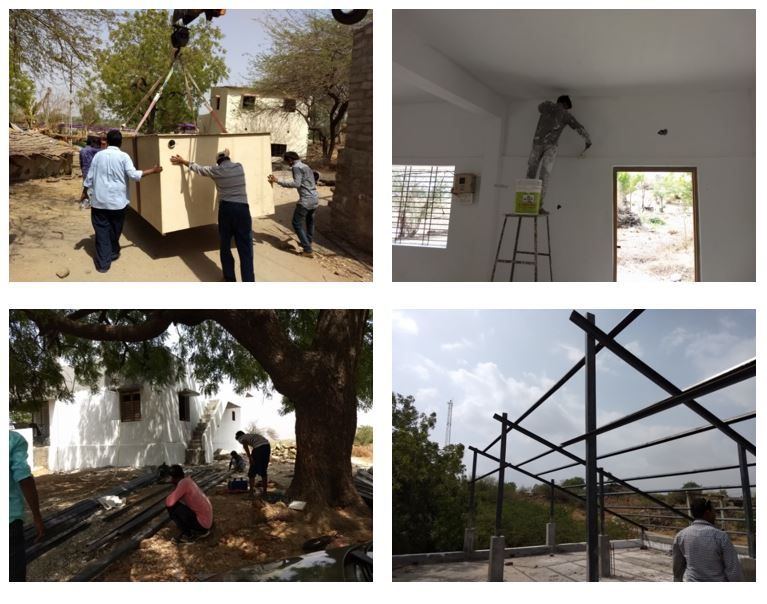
[119,389,141,422]
[392,165,455,249]
[178,393,191,422]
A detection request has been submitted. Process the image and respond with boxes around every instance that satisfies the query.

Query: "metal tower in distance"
[445,399,454,446]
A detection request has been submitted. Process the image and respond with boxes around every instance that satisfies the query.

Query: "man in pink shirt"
[165,465,213,544]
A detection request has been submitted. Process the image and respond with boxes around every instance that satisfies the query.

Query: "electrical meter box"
[452,173,476,195]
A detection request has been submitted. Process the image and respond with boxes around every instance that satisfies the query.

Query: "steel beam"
[602,462,756,484]
[468,445,647,530]
[492,413,691,521]
[535,411,755,476]
[482,310,644,454]
[568,311,756,454]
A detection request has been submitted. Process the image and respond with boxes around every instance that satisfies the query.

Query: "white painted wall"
[212,403,243,452]
[199,88,308,156]
[48,378,210,472]
[392,102,504,281]
[393,89,755,281]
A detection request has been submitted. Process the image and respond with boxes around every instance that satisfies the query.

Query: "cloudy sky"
[392,309,755,492]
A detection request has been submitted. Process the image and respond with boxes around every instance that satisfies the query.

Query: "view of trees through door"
[614,169,697,282]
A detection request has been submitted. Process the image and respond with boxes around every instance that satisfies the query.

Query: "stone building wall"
[328,21,373,253]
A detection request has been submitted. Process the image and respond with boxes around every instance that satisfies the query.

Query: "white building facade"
[37,374,236,472]
[199,87,309,157]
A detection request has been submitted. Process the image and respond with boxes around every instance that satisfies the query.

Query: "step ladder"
[491,212,553,282]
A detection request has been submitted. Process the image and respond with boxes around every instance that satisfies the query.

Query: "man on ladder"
[526,95,592,212]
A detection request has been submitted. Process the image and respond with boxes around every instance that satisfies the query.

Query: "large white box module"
[124,133,275,234]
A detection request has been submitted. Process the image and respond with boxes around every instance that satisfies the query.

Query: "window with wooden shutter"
[119,389,141,422]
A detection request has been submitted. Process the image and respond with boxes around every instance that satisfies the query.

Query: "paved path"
[393,548,673,582]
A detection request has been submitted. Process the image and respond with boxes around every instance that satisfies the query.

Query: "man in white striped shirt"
[672,498,744,581]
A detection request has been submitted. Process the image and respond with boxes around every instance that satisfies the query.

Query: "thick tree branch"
[24,310,211,343]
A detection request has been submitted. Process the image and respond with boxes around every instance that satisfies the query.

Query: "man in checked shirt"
[672,497,744,581]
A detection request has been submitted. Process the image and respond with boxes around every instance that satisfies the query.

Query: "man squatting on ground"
[526,95,591,209]
[9,431,45,581]
[268,151,319,257]
[672,497,744,581]
[235,430,271,496]
[165,464,213,544]
[80,129,163,273]
[171,149,255,282]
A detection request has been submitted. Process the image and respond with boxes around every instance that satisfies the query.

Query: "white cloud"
[415,387,439,403]
[441,338,474,352]
[624,339,643,358]
[392,311,418,335]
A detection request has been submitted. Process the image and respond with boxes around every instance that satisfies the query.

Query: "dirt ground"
[27,450,373,582]
[9,167,372,282]
[616,201,695,282]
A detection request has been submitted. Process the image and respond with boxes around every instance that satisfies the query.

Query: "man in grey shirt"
[268,151,319,258]
[526,95,591,210]
[672,498,744,581]
[171,149,254,281]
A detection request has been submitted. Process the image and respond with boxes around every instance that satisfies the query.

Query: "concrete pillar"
[741,556,756,582]
[546,522,556,551]
[463,527,475,555]
[487,535,506,581]
[599,535,611,577]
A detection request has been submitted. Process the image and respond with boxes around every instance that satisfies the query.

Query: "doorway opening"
[613,168,699,282]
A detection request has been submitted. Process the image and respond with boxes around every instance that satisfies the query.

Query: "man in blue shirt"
[79,135,104,210]
[9,431,45,581]
[268,151,319,258]
[80,129,162,273]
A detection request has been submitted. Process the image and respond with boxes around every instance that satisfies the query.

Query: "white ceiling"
[393,10,755,103]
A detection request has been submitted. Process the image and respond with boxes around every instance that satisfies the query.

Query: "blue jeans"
[218,201,254,282]
[91,207,125,272]
[292,204,316,252]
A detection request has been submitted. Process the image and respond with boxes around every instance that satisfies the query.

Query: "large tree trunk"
[216,309,369,508]
[289,377,360,506]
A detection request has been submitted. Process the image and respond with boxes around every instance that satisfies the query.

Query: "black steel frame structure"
[466,310,756,582]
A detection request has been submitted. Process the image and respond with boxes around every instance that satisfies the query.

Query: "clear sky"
[393,309,755,492]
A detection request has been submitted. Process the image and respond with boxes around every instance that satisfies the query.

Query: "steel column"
[550,479,555,522]
[495,412,508,536]
[737,444,756,558]
[469,450,478,526]
[585,312,598,582]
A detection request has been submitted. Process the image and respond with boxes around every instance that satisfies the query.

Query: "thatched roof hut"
[9,129,76,181]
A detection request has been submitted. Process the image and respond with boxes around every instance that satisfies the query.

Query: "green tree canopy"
[393,393,466,554]
[9,10,117,80]
[93,10,228,133]
[250,11,369,160]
